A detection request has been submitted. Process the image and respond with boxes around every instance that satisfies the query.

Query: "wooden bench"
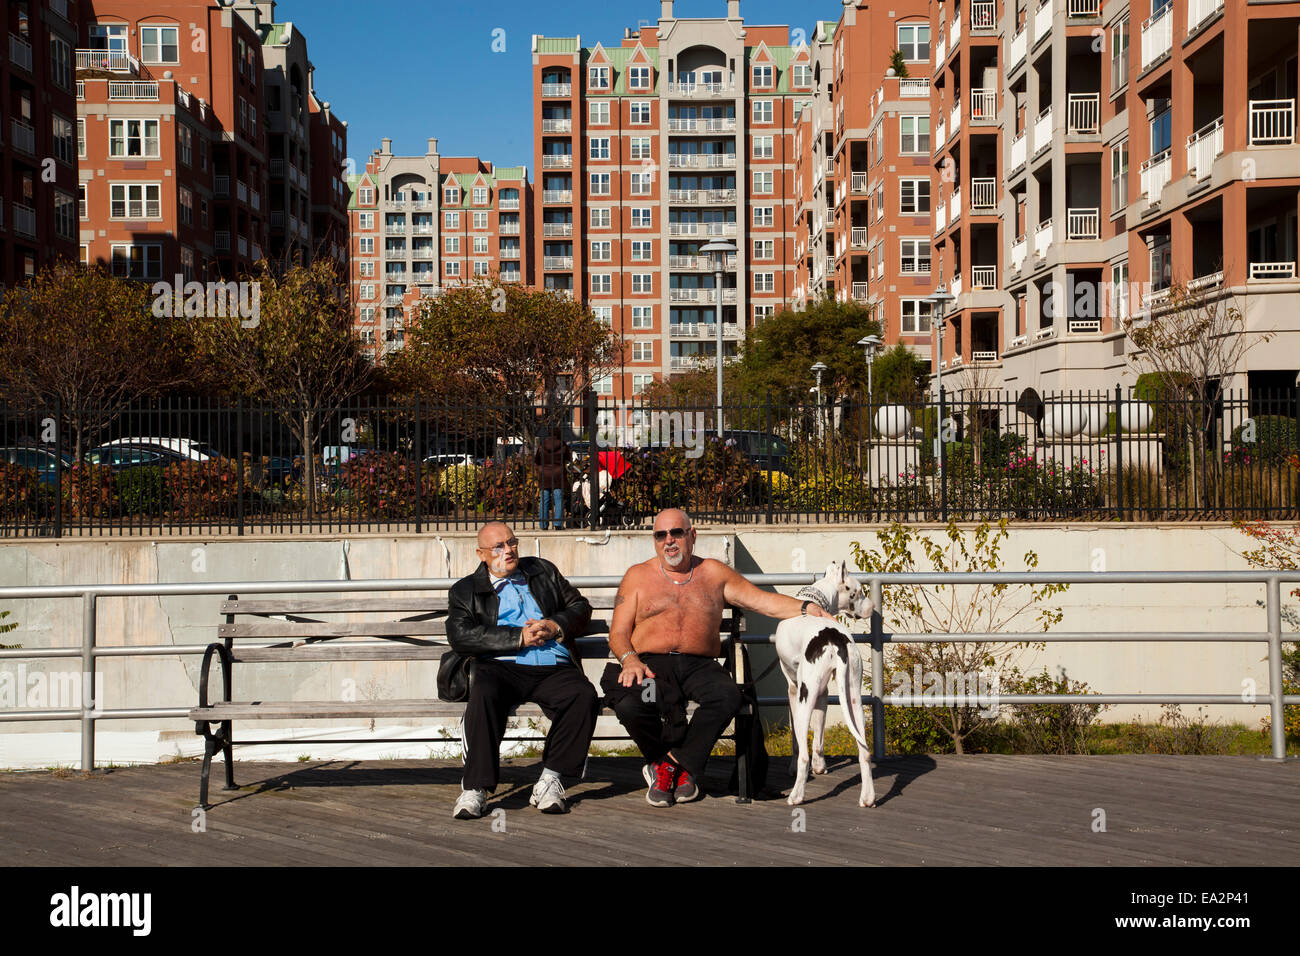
[189,592,754,809]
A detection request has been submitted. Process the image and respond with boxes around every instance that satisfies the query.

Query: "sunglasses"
[479,538,519,555]
[653,528,688,542]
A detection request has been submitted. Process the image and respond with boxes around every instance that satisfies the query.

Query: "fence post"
[54,394,63,539]
[1267,576,1286,760]
[236,396,245,536]
[1114,383,1124,521]
[765,393,774,525]
[414,397,423,535]
[870,577,886,760]
[81,590,97,772]
[586,389,599,531]
[939,385,948,523]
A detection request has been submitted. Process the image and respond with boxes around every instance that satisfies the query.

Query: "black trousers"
[462,659,598,792]
[600,653,743,781]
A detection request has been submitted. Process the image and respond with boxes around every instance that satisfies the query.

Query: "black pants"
[462,659,598,792]
[601,653,743,781]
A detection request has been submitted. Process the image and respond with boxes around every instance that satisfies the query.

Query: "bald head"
[477,521,513,550]
[654,508,691,531]
[476,522,519,575]
[652,508,695,569]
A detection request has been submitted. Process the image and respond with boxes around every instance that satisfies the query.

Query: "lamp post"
[927,283,956,477]
[857,334,883,471]
[811,361,828,442]
[701,239,737,440]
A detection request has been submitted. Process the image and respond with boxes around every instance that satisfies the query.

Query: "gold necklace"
[659,560,695,586]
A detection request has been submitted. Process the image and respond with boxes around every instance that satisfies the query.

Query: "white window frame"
[139,24,180,64]
[752,100,773,124]
[752,64,773,88]
[445,261,461,277]
[590,172,611,196]
[109,182,162,219]
[110,243,162,279]
[900,238,931,274]
[358,212,374,230]
[632,341,654,362]
[444,211,460,229]
[631,240,653,261]
[629,66,652,90]
[630,101,652,125]
[592,305,614,324]
[632,306,654,328]
[632,373,654,395]
[631,273,653,294]
[472,186,488,205]
[590,137,610,160]
[900,178,930,214]
[897,23,931,63]
[52,114,75,165]
[630,171,653,195]
[359,261,375,278]
[753,205,774,227]
[753,135,774,159]
[359,236,375,254]
[630,207,653,229]
[900,298,933,334]
[589,101,610,125]
[629,137,652,161]
[900,115,930,154]
[753,170,774,194]
[443,186,459,205]
[473,211,489,230]
[754,272,775,293]
[109,118,161,159]
[753,239,774,260]
[590,207,611,229]
[473,236,489,255]
[590,240,612,262]
[589,65,610,89]
[445,236,461,253]
[591,274,612,295]
[51,36,73,91]
[791,64,812,88]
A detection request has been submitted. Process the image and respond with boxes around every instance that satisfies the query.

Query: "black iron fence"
[2,387,1298,537]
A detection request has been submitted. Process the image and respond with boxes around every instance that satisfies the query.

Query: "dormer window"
[792,64,811,88]
[629,66,651,90]
[443,186,459,205]
[589,65,610,89]
[473,186,488,205]
[752,64,773,88]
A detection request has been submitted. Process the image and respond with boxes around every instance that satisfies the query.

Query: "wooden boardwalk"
[1,755,1295,866]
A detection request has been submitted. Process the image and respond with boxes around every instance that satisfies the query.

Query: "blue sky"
[294,0,840,174]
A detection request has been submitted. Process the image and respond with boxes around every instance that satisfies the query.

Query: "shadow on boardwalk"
[1,755,1295,866]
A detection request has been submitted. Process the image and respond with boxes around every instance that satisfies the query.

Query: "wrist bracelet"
[801,600,812,616]
[618,650,638,665]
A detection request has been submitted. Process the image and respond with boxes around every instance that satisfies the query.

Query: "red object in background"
[597,450,629,480]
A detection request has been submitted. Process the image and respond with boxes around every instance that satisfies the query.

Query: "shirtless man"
[603,507,832,807]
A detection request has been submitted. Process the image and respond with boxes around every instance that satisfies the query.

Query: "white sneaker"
[452,788,487,820]
[529,773,569,814]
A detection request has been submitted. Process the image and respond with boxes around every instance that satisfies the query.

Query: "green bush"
[479,454,540,515]
[1003,668,1109,754]
[1230,415,1299,465]
[116,466,167,515]
[336,451,442,518]
[437,463,481,510]
[0,462,41,521]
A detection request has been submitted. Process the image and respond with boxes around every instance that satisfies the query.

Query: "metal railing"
[1249,100,1295,146]
[1067,207,1100,239]
[971,0,996,29]
[1186,116,1224,181]
[1188,0,1224,34]
[1141,3,1173,72]
[1067,93,1100,134]
[1140,148,1172,202]
[971,89,997,122]
[970,178,997,210]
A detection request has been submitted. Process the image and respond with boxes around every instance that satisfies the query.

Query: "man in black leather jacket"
[446,521,596,818]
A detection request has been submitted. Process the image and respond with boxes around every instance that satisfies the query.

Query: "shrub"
[1129,703,1237,755]
[164,459,243,518]
[116,465,167,515]
[336,451,442,518]
[438,462,482,510]
[479,454,540,515]
[63,462,119,520]
[0,461,42,521]
[1230,415,1299,465]
[1003,668,1109,754]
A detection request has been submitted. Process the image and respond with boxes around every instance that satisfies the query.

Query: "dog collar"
[795,585,833,612]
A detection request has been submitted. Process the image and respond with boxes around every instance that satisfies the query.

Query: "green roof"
[346,173,363,211]
[535,37,579,54]
[582,44,661,95]
[494,166,528,181]
[258,22,290,46]
[747,44,798,94]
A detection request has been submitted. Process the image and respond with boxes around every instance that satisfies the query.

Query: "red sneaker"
[646,760,676,807]
[673,765,700,803]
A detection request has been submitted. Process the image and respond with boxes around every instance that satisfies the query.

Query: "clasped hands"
[520,618,561,648]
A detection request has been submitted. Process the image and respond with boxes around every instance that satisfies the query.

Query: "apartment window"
[630,137,652,161]
[898,23,931,62]
[592,275,612,294]
[89,23,128,54]
[590,137,610,160]
[754,206,774,227]
[590,172,611,196]
[79,183,88,219]
[594,375,614,397]
[52,115,75,165]
[444,211,460,229]
[633,374,654,395]
[140,25,179,64]
[591,240,612,261]
[1111,262,1130,322]
[632,306,654,328]
[180,246,195,283]
[445,236,460,253]
[109,183,161,219]
[630,171,653,195]
[359,236,374,254]
[1150,106,1172,155]
[753,170,774,194]
[629,66,651,90]
[355,186,372,205]
[200,200,208,229]
[752,100,773,124]
[900,238,931,273]
[752,64,773,88]
[631,240,653,261]
[753,239,774,260]
[900,299,932,334]
[178,124,193,166]
[474,260,490,276]
[791,64,812,88]
[360,284,376,300]
[630,207,653,229]
[179,187,193,226]
[630,101,652,125]
[109,119,160,158]
[1110,18,1130,90]
[632,341,654,362]
[900,178,931,214]
[591,207,611,229]
[754,304,775,321]
[473,211,489,230]
[443,186,459,204]
[473,236,489,254]
[753,135,774,159]
[589,66,610,89]
[358,212,374,229]
[359,307,376,323]
[54,191,76,241]
[51,36,73,91]
[473,186,488,205]
[1111,141,1129,212]
[446,261,461,277]
[359,261,375,278]
[900,115,930,154]
[754,273,775,293]
[632,274,653,294]
[876,183,886,220]
[589,101,610,125]
[77,118,86,160]
[110,244,162,279]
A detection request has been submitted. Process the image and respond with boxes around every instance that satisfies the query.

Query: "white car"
[89,437,225,468]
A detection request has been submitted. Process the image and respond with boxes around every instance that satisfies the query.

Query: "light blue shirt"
[490,572,571,666]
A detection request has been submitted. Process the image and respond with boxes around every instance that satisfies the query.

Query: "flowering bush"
[336,451,443,518]
[63,462,119,520]
[437,462,482,510]
[479,454,540,515]
[0,461,42,521]
[164,459,244,518]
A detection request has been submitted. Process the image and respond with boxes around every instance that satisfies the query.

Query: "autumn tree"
[186,258,371,508]
[0,262,190,459]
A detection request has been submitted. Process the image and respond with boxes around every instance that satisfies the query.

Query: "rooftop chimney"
[381,137,392,154]
[727,0,740,18]
[427,138,439,155]
[660,1,673,19]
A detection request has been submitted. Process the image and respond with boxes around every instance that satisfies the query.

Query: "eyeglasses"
[479,538,519,555]
[652,528,688,542]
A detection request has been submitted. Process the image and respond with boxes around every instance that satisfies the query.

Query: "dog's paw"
[787,789,805,806]
[811,756,827,775]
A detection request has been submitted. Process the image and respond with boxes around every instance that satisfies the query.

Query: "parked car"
[0,445,74,485]
[87,437,225,469]
[722,430,790,473]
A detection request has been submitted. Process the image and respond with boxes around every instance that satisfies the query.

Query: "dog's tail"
[837,642,871,754]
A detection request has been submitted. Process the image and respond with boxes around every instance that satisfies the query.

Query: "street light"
[857,334,884,408]
[927,283,956,476]
[811,361,828,442]
[701,239,737,440]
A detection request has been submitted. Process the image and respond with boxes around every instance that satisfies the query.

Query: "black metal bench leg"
[199,733,217,810]
[735,713,752,805]
[221,720,237,791]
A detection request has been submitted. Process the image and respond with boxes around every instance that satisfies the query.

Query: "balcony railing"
[971,266,998,289]
[500,249,521,260]
[950,102,962,137]
[899,78,930,98]
[1186,116,1224,181]
[935,119,947,150]
[1140,148,1172,202]
[411,248,435,260]
[1010,131,1028,173]
[1010,26,1028,70]
[215,231,231,252]
[542,190,573,204]
[971,1,996,30]
[666,81,736,97]
[950,13,962,47]
[704,222,738,237]
[13,203,36,239]
[1068,0,1101,16]
[1188,0,1224,35]
[541,82,572,97]
[236,181,248,204]
[950,187,962,223]
[499,198,521,210]
[270,210,285,229]
[667,117,737,132]
[250,190,261,212]
[108,81,159,100]
[499,222,521,235]
[667,153,737,169]
[668,189,737,204]
[935,203,947,235]
[669,288,737,304]
[669,323,743,340]
[1249,100,1295,146]
[852,282,870,302]
[1033,105,1054,155]
[412,224,435,235]
[668,254,739,271]
[1035,0,1054,44]
[1034,219,1054,259]
[541,118,573,133]
[1141,4,1173,72]
[971,89,997,122]
[850,227,869,248]
[384,224,406,235]
[1067,93,1100,134]
[10,119,35,157]
[76,49,138,74]
[971,178,997,210]
[542,155,573,168]
[1068,318,1102,334]
[543,256,574,270]
[1249,261,1296,279]
[851,172,870,194]
[935,33,947,67]
[10,34,33,72]
[951,274,963,298]
[1012,235,1028,271]
[542,223,573,237]
[1187,271,1223,292]
[1066,207,1100,239]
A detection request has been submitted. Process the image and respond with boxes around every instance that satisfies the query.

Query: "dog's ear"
[838,560,850,586]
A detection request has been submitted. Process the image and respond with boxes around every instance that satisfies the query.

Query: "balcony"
[668,189,737,205]
[1068,0,1101,16]
[703,222,738,237]
[238,236,249,258]
[971,178,997,211]
[950,13,962,48]
[851,172,870,194]
[411,248,435,260]
[1012,235,1028,271]
[935,203,947,235]
[971,265,998,289]
[952,274,963,298]
[971,89,997,123]
[670,322,743,339]
[215,231,231,252]
[666,81,736,97]
[386,269,410,282]
[1033,105,1054,155]
[850,227,869,249]
[1067,319,1101,334]
[935,32,947,68]
[852,282,870,302]
[76,49,139,75]
[670,288,737,304]
[542,190,573,204]
[384,224,406,235]
[1067,93,1100,135]
[1186,116,1224,181]
[971,0,996,30]
[1010,131,1028,173]
[499,222,522,235]
[949,187,962,223]
[1249,100,1295,146]
[1009,26,1028,70]
[667,117,738,133]
[669,254,739,271]
[10,34,33,72]
[1066,207,1100,239]
[543,256,573,270]
[500,248,521,260]
[236,181,249,204]
[412,224,435,235]
[541,118,572,133]
[1141,4,1172,73]
[667,154,737,169]
[499,198,521,210]
[108,81,159,101]
[541,82,572,97]
[10,119,35,157]
[1034,1,1053,45]
[1188,0,1224,35]
[950,102,962,138]
[1140,148,1172,203]
[542,223,573,237]
[13,203,36,240]
[935,119,947,150]
[899,78,930,98]
[1034,219,1054,259]
[1250,262,1297,279]
[270,210,285,229]
[251,190,261,212]
[542,155,573,169]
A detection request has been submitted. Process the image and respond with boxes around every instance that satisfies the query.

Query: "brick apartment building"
[531,0,807,401]
[73,0,346,284]
[1,0,80,287]
[347,137,533,362]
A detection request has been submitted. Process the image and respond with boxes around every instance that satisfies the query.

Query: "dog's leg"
[810,686,829,774]
[787,683,800,777]
[787,665,814,806]
[838,645,876,808]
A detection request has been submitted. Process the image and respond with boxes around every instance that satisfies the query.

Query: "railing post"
[1114,383,1124,520]
[53,394,63,539]
[81,591,96,772]
[1267,576,1286,760]
[939,386,949,523]
[414,397,423,535]
[870,578,886,760]
[585,389,599,531]
[236,395,245,536]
